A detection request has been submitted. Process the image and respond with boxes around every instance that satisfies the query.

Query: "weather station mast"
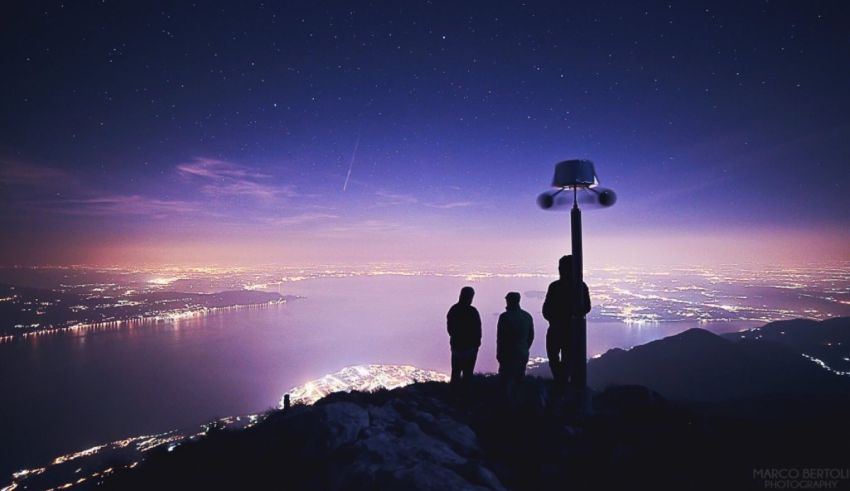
[538,159,617,410]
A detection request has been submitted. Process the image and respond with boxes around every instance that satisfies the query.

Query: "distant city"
[2,263,848,341]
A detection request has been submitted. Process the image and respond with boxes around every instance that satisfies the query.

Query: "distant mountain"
[723,317,850,374]
[584,327,850,401]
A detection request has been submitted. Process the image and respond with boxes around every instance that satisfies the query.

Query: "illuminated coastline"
[2,415,264,491]
[0,299,287,344]
[3,262,849,342]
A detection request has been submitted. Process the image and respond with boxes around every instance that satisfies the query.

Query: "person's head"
[459,286,475,304]
[558,255,573,279]
[505,291,521,308]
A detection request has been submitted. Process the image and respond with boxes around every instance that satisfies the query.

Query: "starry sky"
[1,1,848,267]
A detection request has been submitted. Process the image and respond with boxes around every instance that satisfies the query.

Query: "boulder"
[285,402,370,457]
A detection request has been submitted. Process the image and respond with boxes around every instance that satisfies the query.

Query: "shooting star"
[342,135,361,192]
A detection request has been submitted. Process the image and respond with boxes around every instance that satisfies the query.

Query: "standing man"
[543,255,591,387]
[447,286,482,387]
[496,292,534,388]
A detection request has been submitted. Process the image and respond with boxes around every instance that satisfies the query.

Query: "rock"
[411,409,436,425]
[382,462,491,491]
[366,403,401,428]
[560,424,578,438]
[285,401,369,457]
[401,421,423,438]
[425,415,479,455]
[458,462,509,491]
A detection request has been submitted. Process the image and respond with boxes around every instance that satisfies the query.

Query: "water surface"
[0,274,782,477]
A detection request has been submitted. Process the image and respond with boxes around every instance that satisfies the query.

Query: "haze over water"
[2,264,849,479]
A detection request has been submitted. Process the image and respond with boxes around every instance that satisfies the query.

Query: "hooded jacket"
[447,301,482,351]
[542,277,591,326]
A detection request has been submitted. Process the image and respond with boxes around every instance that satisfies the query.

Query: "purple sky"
[1,1,848,267]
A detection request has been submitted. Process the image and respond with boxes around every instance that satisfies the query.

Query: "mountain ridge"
[579,323,850,400]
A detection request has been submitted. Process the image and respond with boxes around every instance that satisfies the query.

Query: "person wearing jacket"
[543,255,591,387]
[496,291,534,385]
[447,286,482,386]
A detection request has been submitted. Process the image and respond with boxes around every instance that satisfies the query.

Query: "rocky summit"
[92,373,850,491]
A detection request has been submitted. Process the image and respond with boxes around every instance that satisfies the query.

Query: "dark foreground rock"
[93,376,850,491]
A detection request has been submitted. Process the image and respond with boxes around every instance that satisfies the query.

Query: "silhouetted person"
[497,292,534,388]
[447,286,482,386]
[543,255,591,388]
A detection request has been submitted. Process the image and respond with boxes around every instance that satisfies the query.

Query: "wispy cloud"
[40,195,199,217]
[324,219,406,235]
[373,190,474,210]
[2,157,313,224]
[1,160,200,220]
[178,157,295,201]
[268,212,339,227]
[200,180,295,201]
[424,201,474,209]
[0,160,70,187]
[374,190,419,206]
[176,158,269,180]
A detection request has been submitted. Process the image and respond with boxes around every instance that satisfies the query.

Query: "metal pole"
[570,192,588,399]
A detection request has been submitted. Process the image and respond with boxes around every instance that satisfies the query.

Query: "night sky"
[1,1,848,267]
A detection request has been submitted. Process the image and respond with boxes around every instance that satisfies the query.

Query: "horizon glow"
[1,2,848,268]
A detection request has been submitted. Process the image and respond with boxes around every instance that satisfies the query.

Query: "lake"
[0,273,778,478]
